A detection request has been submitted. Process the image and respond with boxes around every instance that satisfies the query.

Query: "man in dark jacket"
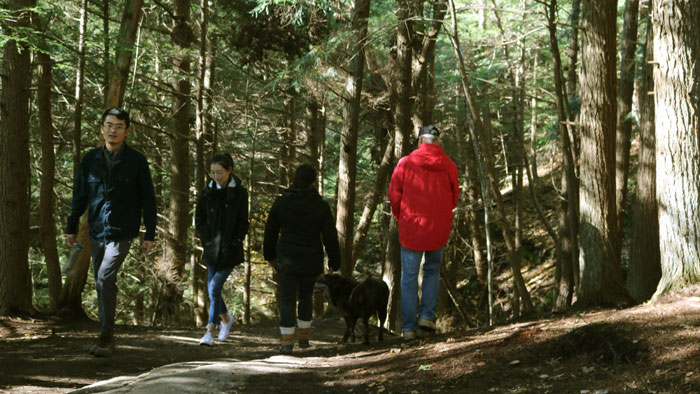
[66,107,157,357]
[388,125,459,340]
[263,164,340,353]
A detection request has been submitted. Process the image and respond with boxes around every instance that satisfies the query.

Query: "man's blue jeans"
[207,267,233,326]
[90,238,132,335]
[400,246,444,333]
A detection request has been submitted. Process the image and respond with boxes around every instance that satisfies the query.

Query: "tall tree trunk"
[337,0,370,277]
[652,0,700,297]
[412,0,446,127]
[192,0,213,327]
[0,0,35,316]
[615,0,640,245]
[577,0,630,306]
[243,76,253,325]
[103,0,109,101]
[566,0,581,100]
[280,92,297,189]
[544,0,577,312]
[305,99,323,172]
[37,39,62,312]
[384,0,414,332]
[627,4,660,303]
[104,0,144,108]
[73,0,88,178]
[352,130,394,269]
[565,0,581,292]
[58,0,145,319]
[447,0,534,314]
[158,0,193,325]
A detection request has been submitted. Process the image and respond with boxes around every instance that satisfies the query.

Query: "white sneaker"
[199,330,214,346]
[218,313,234,341]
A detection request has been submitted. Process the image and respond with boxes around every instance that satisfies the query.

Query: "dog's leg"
[350,316,359,342]
[362,314,370,345]
[342,314,352,343]
[376,310,385,341]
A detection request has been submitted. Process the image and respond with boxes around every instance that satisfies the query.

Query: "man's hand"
[328,268,335,275]
[65,234,77,248]
[142,240,154,254]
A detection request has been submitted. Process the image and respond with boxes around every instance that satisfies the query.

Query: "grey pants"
[90,238,132,335]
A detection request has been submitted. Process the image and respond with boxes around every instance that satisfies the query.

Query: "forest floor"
[1,285,699,394]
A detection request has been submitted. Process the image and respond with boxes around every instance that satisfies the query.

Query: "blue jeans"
[207,267,233,326]
[90,238,132,335]
[400,246,443,333]
[277,270,316,328]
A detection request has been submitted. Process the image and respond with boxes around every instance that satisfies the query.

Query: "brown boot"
[298,327,310,348]
[91,333,114,357]
[280,333,295,354]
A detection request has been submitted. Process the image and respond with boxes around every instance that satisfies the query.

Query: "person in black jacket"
[195,153,249,346]
[263,164,340,354]
[66,107,157,357]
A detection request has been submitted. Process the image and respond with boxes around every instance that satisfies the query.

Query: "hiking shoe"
[297,326,310,348]
[280,344,294,354]
[218,313,234,341]
[403,331,416,341]
[200,330,215,346]
[91,334,114,357]
[418,318,436,339]
[298,339,310,348]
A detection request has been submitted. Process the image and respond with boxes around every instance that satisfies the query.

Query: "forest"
[0,0,699,388]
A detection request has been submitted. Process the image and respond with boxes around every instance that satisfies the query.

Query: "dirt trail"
[2,292,700,394]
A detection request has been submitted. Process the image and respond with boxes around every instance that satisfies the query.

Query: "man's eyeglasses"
[210,171,227,178]
[103,122,125,131]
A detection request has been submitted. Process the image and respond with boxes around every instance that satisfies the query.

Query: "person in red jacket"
[388,125,459,340]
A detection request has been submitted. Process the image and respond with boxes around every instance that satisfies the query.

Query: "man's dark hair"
[210,153,234,171]
[292,164,317,189]
[101,107,130,129]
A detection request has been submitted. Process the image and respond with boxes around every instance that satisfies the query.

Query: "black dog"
[323,274,389,345]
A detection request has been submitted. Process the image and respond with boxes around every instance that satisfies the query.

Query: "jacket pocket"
[202,233,222,267]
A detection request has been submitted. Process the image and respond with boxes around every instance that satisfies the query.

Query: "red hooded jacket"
[388,143,459,251]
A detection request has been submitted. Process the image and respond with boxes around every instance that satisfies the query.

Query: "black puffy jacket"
[195,175,249,270]
[263,187,340,276]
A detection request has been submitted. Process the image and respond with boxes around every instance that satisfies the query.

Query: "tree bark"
[37,38,62,312]
[577,0,630,306]
[73,0,88,179]
[337,0,370,277]
[384,0,414,332]
[157,0,193,325]
[652,0,700,297]
[412,0,446,127]
[565,0,582,291]
[352,131,394,270]
[627,3,660,303]
[192,0,213,327]
[615,0,640,244]
[280,92,297,189]
[0,0,36,316]
[104,0,144,108]
[544,0,577,312]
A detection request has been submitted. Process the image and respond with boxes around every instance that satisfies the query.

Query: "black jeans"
[277,270,317,328]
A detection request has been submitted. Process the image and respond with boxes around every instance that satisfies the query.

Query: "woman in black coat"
[263,164,340,354]
[195,153,249,346]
